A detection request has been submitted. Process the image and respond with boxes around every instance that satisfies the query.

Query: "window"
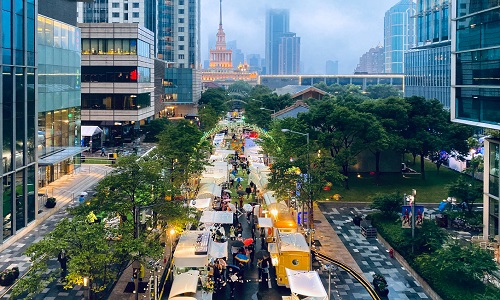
[133,3,139,8]
[178,27,184,32]
[112,3,119,8]
[179,45,184,50]
[112,12,119,18]
[178,54,185,59]
[178,9,184,14]
[179,0,184,4]
[124,3,128,10]
[133,12,139,18]
[178,36,184,41]
[124,13,128,20]
[178,18,184,23]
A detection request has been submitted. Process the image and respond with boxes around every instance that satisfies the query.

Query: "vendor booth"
[200,211,234,224]
[197,183,222,200]
[202,162,231,183]
[263,191,277,205]
[190,198,212,210]
[168,270,199,299]
[81,126,103,152]
[173,231,210,272]
[269,233,311,287]
[285,268,328,300]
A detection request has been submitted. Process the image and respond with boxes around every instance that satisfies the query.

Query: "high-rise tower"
[209,0,233,69]
[265,9,289,75]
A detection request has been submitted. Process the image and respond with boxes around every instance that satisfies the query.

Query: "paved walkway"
[0,165,112,300]
[318,202,431,300]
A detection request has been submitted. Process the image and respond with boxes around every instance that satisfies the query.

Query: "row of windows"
[82,93,151,110]
[456,47,500,86]
[81,38,150,58]
[112,12,140,18]
[456,9,500,52]
[455,87,500,126]
[112,2,140,8]
[457,0,500,16]
[82,66,151,83]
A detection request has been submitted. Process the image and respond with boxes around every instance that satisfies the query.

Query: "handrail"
[313,250,381,300]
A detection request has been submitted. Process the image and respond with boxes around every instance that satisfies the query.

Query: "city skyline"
[201,0,401,74]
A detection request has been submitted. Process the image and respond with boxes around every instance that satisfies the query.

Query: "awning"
[168,270,200,299]
[81,126,103,137]
[38,147,89,166]
[173,232,209,268]
[263,191,277,205]
[286,268,327,299]
[200,211,234,224]
[197,183,222,199]
[258,217,273,228]
[190,198,212,210]
[209,241,228,259]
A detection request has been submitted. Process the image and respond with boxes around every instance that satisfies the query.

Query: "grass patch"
[320,157,469,203]
[83,158,113,165]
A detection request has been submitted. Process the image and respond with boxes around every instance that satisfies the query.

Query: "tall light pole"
[281,129,312,241]
[260,107,276,116]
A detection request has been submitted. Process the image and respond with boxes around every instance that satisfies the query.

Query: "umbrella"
[235,177,244,182]
[243,238,254,246]
[242,203,253,212]
[235,253,250,263]
[237,190,246,196]
[224,189,232,193]
[255,250,270,260]
[80,191,88,196]
[231,240,244,247]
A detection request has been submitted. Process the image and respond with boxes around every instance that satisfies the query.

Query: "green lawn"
[320,157,473,204]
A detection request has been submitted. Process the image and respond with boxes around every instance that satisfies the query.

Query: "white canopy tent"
[197,183,222,200]
[200,211,234,224]
[286,268,328,300]
[258,217,273,228]
[209,241,228,259]
[81,126,103,137]
[199,177,217,185]
[202,162,231,184]
[263,191,277,205]
[168,270,200,299]
[173,232,209,268]
[190,198,212,210]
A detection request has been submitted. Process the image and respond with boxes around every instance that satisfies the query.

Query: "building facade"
[265,9,289,75]
[405,0,451,108]
[1,0,37,243]
[451,0,500,240]
[384,0,416,73]
[259,74,404,91]
[80,23,155,146]
[354,45,385,74]
[278,32,300,75]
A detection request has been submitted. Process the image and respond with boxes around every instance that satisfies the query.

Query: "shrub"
[370,192,402,216]
[45,197,57,208]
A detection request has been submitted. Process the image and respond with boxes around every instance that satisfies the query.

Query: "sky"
[200,0,400,74]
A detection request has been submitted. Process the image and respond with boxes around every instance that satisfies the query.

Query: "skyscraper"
[354,45,385,74]
[384,0,416,73]
[265,9,289,75]
[450,0,500,243]
[278,32,300,75]
[405,0,451,108]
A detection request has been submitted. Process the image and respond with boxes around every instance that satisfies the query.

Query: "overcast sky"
[200,0,400,74]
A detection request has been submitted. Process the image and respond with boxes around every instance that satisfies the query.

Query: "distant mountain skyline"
[201,0,403,74]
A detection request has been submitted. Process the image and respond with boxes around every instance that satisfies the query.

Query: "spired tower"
[209,0,233,69]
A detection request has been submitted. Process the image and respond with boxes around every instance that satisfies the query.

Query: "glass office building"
[384,0,416,74]
[1,0,37,242]
[37,15,83,187]
[265,9,289,75]
[451,0,500,240]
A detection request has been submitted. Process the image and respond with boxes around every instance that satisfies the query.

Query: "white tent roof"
[209,241,228,259]
[173,231,209,268]
[286,269,327,299]
[81,126,103,137]
[197,183,222,199]
[263,191,277,205]
[200,211,234,224]
[168,270,200,299]
[258,217,273,228]
[279,233,310,253]
[190,198,211,210]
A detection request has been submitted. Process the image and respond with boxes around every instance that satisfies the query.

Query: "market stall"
[269,233,311,287]
[173,231,210,270]
[200,211,234,224]
[190,198,212,211]
[263,191,277,205]
[168,270,200,299]
[285,268,328,300]
[197,183,222,200]
[209,241,228,259]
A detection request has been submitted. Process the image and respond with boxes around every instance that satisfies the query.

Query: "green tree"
[249,84,273,99]
[199,88,228,115]
[370,192,402,216]
[447,177,482,213]
[141,118,170,143]
[198,104,219,131]
[365,84,402,99]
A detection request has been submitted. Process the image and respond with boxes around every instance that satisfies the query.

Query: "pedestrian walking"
[57,249,68,278]
[100,147,106,157]
[236,223,243,237]
[229,225,236,241]
[245,186,252,199]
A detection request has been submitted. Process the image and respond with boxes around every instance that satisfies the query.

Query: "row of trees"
[11,120,211,299]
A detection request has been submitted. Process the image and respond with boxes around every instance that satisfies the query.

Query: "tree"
[249,84,273,99]
[198,104,219,131]
[370,192,402,216]
[447,177,482,213]
[10,214,138,300]
[141,118,170,143]
[365,84,402,99]
[199,88,228,115]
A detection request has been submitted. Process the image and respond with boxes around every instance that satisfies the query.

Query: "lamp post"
[260,107,276,116]
[83,277,90,300]
[411,189,416,253]
[169,228,176,261]
[281,129,312,240]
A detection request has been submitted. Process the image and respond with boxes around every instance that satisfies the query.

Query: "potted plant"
[372,273,389,296]
[45,197,57,208]
[0,269,15,286]
[201,277,215,300]
[12,267,19,279]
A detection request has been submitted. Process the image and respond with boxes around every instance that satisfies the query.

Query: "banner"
[401,205,424,228]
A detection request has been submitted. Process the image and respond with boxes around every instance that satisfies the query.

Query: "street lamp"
[83,277,90,300]
[281,128,312,240]
[260,107,276,114]
[169,228,176,261]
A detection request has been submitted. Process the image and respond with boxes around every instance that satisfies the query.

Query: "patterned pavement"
[318,202,431,300]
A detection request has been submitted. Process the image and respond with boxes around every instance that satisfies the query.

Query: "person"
[236,223,243,237]
[231,245,240,264]
[257,258,263,280]
[245,186,252,199]
[79,194,85,203]
[58,250,68,277]
[260,255,271,284]
[229,225,236,241]
[239,196,244,210]
[100,147,106,157]
[247,242,255,265]
[249,181,255,189]
[229,173,235,187]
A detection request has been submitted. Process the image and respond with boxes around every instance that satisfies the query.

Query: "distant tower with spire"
[209,0,233,69]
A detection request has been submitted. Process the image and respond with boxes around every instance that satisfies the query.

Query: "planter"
[373,278,389,297]
[45,197,57,208]
[353,215,362,226]
[0,271,15,286]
